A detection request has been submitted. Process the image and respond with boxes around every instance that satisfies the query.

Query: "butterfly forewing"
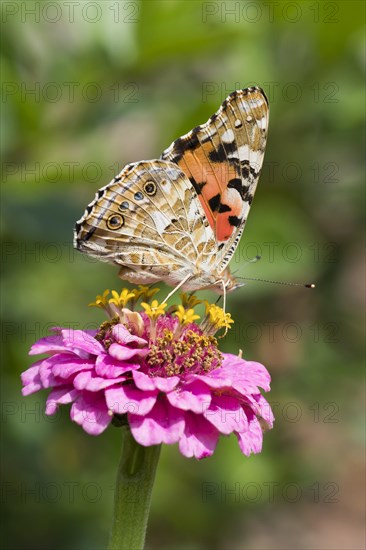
[74,159,216,275]
[161,87,269,271]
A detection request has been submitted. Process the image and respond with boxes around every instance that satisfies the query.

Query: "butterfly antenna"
[236,276,315,289]
[248,254,262,263]
[233,255,261,275]
[219,280,229,337]
[222,280,227,313]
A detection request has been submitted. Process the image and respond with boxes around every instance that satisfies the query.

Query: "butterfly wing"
[74,87,269,291]
[74,159,217,285]
[161,86,269,272]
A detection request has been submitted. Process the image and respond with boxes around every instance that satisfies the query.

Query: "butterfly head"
[225,279,247,293]
[177,268,244,295]
[221,270,246,293]
[206,269,246,294]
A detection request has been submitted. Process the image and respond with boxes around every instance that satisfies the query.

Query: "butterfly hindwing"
[74,160,217,283]
[161,86,269,271]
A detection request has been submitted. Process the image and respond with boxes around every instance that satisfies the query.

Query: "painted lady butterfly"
[74,87,269,297]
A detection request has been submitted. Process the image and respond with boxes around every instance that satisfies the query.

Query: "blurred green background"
[1,1,364,549]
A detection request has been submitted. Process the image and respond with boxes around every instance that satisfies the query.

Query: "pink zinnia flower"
[21,288,274,459]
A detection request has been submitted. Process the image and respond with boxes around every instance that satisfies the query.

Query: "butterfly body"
[74,87,269,294]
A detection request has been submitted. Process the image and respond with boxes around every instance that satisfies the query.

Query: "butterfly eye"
[106,214,124,230]
[143,181,157,196]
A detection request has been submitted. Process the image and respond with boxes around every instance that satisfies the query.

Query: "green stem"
[108,427,161,550]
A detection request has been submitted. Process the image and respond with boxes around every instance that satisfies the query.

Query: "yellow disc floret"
[89,289,110,308]
[174,304,200,326]
[134,285,160,302]
[180,293,202,309]
[203,302,235,334]
[108,289,136,308]
[141,299,168,320]
[89,287,234,339]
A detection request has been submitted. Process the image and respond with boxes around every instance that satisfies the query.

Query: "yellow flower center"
[147,329,222,376]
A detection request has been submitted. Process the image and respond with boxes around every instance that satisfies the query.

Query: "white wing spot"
[151,211,170,233]
[237,145,250,161]
[257,117,267,130]
[246,115,253,123]
[221,129,235,143]
[234,119,242,128]
[247,98,265,108]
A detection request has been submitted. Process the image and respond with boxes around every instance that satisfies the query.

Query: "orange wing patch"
[177,146,239,240]
[161,87,269,243]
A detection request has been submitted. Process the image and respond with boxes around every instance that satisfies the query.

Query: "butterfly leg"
[220,280,230,338]
[214,295,222,305]
[221,280,227,317]
[161,274,192,305]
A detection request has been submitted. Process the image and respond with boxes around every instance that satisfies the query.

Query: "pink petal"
[132,370,155,390]
[61,329,104,356]
[95,354,139,378]
[179,412,219,459]
[73,371,124,391]
[45,386,78,415]
[153,376,180,392]
[108,343,149,361]
[28,332,66,355]
[251,394,274,427]
[203,395,248,435]
[236,408,263,456]
[187,370,232,390]
[46,354,95,379]
[39,357,63,388]
[112,324,148,347]
[21,362,43,395]
[132,371,180,392]
[21,357,66,393]
[166,381,211,414]
[70,394,112,435]
[221,355,271,392]
[105,385,158,416]
[129,399,185,445]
